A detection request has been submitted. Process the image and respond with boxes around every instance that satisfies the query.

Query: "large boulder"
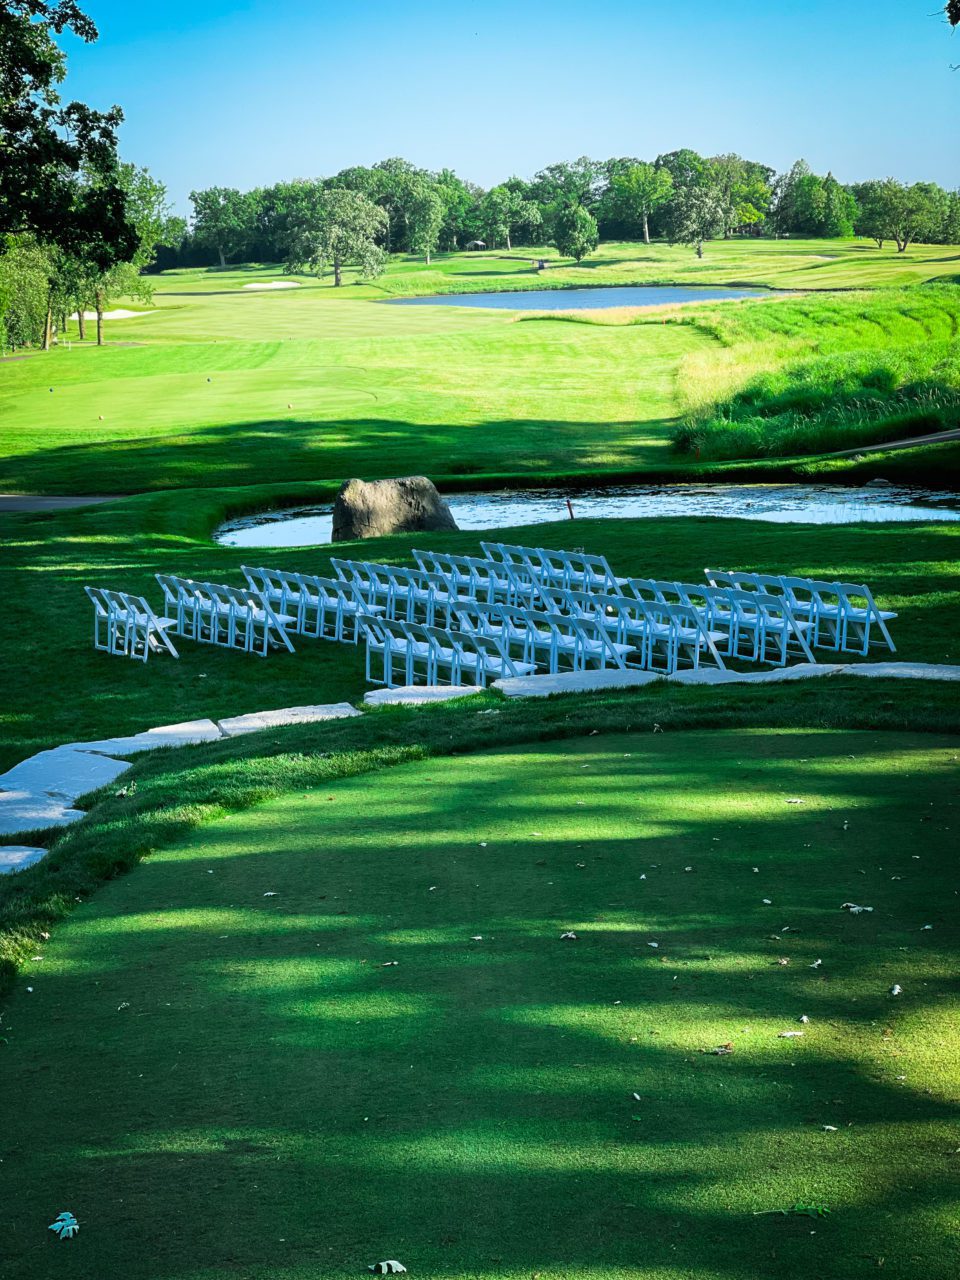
[332,476,459,542]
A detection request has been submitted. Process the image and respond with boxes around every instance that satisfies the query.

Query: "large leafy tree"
[603,162,673,243]
[0,1,136,263]
[855,179,948,252]
[531,157,605,210]
[285,187,387,286]
[553,204,599,262]
[189,187,253,267]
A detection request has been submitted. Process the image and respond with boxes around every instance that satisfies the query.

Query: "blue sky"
[62,1,959,212]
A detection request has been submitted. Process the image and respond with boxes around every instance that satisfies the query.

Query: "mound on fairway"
[2,729,957,1280]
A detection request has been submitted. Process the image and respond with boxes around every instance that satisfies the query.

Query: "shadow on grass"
[1,730,958,1280]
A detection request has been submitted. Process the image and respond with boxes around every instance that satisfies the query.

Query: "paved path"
[824,428,960,458]
[0,494,127,513]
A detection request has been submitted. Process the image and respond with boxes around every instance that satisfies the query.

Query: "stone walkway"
[0,705,359,870]
[492,660,960,698]
[2,663,958,873]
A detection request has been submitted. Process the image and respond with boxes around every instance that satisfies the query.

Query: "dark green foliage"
[0,1,135,259]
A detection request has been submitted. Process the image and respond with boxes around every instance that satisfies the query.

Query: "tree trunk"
[425,249,431,265]
[95,290,104,346]
[506,231,512,250]
[43,302,53,351]
[217,245,226,268]
[78,310,86,341]
[897,236,909,254]
[696,240,704,259]
[333,259,342,287]
[643,212,650,244]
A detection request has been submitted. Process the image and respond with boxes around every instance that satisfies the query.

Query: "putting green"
[3,729,958,1280]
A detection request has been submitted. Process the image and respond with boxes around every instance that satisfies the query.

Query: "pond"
[386,285,772,310]
[214,482,960,549]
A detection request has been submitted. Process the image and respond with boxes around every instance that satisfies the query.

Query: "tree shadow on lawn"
[1,731,958,1279]
[0,415,674,496]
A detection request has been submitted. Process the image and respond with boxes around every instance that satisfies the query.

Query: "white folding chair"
[85,587,179,662]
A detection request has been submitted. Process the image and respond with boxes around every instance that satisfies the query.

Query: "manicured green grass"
[1,494,958,775]
[2,729,958,1280]
[3,243,959,496]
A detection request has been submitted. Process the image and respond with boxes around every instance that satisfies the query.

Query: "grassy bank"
[2,727,957,1279]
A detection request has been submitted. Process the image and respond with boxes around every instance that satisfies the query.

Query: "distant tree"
[435,169,481,250]
[604,162,673,243]
[708,154,774,236]
[189,187,252,267]
[886,181,947,252]
[854,179,896,247]
[478,187,511,249]
[0,0,135,263]
[770,159,813,236]
[80,164,175,343]
[531,157,605,210]
[671,185,726,257]
[553,204,599,262]
[285,187,387,286]
[407,179,443,264]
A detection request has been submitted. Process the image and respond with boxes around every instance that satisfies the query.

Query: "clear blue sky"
[62,0,959,213]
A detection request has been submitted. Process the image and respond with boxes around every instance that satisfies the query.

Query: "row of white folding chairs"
[482,540,626,594]
[85,587,180,662]
[529,585,729,672]
[704,569,896,655]
[359,599,632,687]
[622,578,815,666]
[155,574,295,656]
[358,613,537,688]
[411,548,536,606]
[479,539,890,661]
[241,565,382,642]
[334,558,728,678]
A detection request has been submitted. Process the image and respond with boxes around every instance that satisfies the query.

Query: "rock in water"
[332,476,459,542]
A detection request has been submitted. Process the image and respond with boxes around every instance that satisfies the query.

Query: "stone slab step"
[364,685,483,707]
[0,794,85,836]
[218,704,361,736]
[494,670,661,699]
[0,747,131,803]
[65,718,223,756]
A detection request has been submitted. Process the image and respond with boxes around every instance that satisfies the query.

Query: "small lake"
[387,285,771,310]
[215,482,960,549]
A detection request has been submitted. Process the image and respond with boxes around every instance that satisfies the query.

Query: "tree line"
[2,2,959,350]
[169,152,960,285]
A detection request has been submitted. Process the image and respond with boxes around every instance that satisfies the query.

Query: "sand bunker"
[242,281,301,291]
[69,309,156,321]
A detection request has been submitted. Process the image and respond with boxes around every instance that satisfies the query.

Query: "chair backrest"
[625,577,668,604]
[704,567,761,591]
